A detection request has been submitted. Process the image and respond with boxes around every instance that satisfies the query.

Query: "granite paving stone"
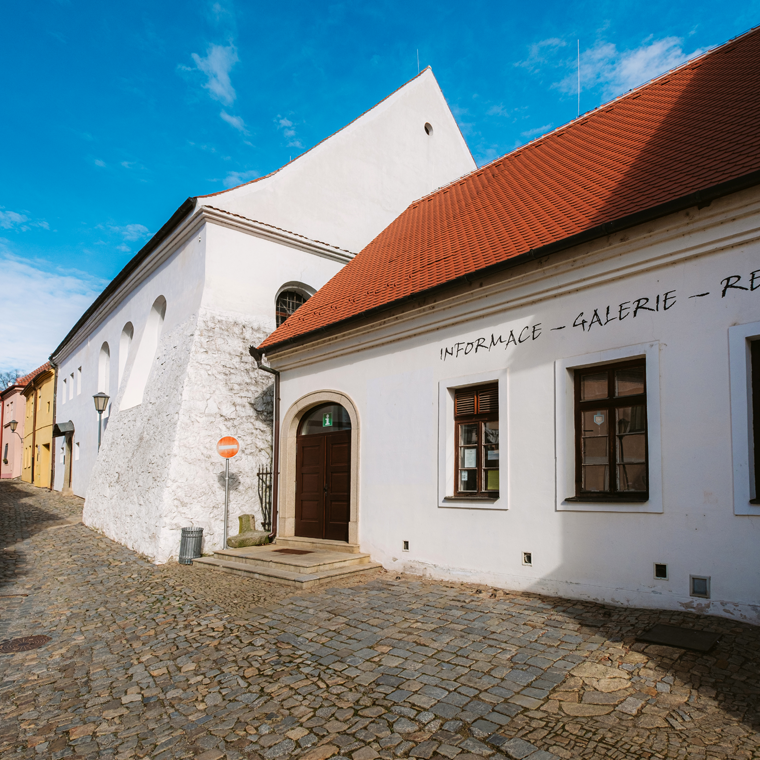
[1,480,760,760]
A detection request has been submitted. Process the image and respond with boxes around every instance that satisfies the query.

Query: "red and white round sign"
[217,436,240,458]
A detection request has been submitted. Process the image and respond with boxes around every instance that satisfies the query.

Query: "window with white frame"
[62,377,67,403]
[77,367,82,395]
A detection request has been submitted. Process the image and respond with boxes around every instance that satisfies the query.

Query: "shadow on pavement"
[0,480,80,593]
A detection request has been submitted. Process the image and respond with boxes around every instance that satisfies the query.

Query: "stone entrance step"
[274,536,362,554]
[192,542,381,588]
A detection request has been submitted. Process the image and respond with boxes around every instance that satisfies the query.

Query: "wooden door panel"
[328,471,350,492]
[329,441,350,466]
[325,432,351,542]
[295,437,324,539]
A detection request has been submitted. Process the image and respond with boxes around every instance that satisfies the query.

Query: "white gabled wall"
[198,69,476,253]
[52,69,478,563]
[272,188,760,625]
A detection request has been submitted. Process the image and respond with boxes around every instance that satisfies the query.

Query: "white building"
[258,29,760,623]
[50,69,476,563]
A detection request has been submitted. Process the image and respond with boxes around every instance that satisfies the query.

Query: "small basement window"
[690,575,711,599]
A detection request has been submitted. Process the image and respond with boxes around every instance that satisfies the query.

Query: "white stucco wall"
[62,218,348,563]
[53,227,206,499]
[51,69,477,562]
[198,69,476,254]
[272,187,760,624]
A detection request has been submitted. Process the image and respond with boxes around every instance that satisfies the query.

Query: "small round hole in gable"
[424,122,433,135]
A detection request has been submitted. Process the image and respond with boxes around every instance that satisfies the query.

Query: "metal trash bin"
[179,527,203,564]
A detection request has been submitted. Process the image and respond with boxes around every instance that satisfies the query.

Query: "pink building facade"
[1,382,27,479]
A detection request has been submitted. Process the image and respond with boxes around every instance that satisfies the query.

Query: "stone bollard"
[226,514,269,548]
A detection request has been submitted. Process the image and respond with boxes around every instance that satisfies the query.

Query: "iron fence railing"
[257,465,273,532]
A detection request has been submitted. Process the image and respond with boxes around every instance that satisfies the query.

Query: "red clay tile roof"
[15,363,51,387]
[261,26,760,352]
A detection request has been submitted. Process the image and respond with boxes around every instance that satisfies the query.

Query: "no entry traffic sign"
[217,436,239,458]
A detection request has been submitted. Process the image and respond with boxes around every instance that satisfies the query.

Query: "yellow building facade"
[21,363,55,488]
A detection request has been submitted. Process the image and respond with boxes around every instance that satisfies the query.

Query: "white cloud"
[94,158,107,167]
[109,223,151,241]
[220,110,247,133]
[116,243,131,252]
[0,210,29,229]
[0,208,49,232]
[515,38,566,72]
[190,43,239,106]
[557,36,706,99]
[0,246,108,372]
[275,115,303,149]
[223,169,259,188]
[486,104,509,117]
[521,123,553,138]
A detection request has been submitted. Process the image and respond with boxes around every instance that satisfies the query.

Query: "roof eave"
[262,167,760,356]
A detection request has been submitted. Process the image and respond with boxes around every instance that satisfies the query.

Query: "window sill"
[446,495,499,502]
[565,494,648,503]
[440,495,504,510]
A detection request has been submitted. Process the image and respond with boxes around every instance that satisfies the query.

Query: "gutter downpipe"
[248,346,280,541]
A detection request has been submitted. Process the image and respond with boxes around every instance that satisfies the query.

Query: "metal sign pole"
[224,458,230,548]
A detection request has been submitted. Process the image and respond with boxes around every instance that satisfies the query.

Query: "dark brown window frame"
[750,339,760,504]
[454,384,499,498]
[569,358,649,503]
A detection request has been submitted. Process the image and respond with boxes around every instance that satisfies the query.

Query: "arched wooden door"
[295,404,351,542]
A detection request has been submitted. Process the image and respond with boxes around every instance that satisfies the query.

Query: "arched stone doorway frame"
[279,390,360,545]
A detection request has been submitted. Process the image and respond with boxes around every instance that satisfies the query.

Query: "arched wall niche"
[119,322,134,386]
[121,296,166,411]
[98,342,111,393]
[279,390,360,545]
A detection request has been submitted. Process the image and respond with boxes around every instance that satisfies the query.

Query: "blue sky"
[1,0,758,373]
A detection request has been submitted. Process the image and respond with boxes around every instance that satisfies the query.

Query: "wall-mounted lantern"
[93,393,110,451]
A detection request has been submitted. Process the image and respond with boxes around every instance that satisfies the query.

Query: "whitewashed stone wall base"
[83,314,197,560]
[160,309,273,562]
[83,308,273,563]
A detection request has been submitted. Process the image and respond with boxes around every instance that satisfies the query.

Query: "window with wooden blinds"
[455,385,498,418]
[454,383,499,496]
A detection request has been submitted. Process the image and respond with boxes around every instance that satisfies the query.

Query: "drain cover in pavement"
[273,549,312,555]
[0,635,52,653]
[637,624,719,652]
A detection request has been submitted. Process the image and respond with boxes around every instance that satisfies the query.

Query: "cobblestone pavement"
[1,480,759,760]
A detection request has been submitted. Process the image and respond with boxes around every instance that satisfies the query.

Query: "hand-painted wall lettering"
[440,323,542,361]
[439,267,759,360]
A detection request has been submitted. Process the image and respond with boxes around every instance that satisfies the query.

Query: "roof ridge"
[198,66,437,199]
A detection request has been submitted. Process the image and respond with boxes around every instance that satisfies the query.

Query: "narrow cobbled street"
[1,481,759,760]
